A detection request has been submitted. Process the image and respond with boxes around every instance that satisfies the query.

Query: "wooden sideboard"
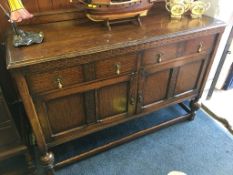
[5,7,225,174]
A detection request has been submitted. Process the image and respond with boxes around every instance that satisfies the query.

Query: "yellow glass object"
[8,0,24,12]
[166,2,186,19]
[190,1,210,18]
[87,4,97,8]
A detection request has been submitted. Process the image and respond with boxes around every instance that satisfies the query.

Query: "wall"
[201,0,233,99]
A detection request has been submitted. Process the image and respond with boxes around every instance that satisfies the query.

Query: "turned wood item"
[5,7,225,174]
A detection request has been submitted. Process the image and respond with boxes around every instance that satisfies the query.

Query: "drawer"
[95,53,137,79]
[27,65,84,94]
[183,35,216,55]
[142,43,179,66]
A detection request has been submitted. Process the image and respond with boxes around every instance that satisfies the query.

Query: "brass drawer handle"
[156,53,162,63]
[198,42,203,53]
[138,91,143,104]
[130,95,135,105]
[115,63,121,75]
[55,77,63,89]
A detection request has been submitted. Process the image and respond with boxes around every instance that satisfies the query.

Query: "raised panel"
[37,0,53,11]
[51,0,74,9]
[143,70,170,105]
[25,0,75,12]
[98,82,128,119]
[23,0,39,12]
[45,93,86,134]
[175,61,203,95]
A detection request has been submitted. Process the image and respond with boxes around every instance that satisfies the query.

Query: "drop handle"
[198,42,204,53]
[156,53,162,63]
[138,94,143,104]
[130,96,135,105]
[115,63,121,75]
[55,77,63,89]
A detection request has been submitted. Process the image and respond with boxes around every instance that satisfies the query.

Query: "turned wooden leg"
[189,99,200,121]
[40,152,55,175]
[25,151,36,175]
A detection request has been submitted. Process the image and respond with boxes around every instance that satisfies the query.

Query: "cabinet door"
[137,55,207,113]
[174,60,205,96]
[97,73,137,121]
[35,73,137,144]
[137,65,172,113]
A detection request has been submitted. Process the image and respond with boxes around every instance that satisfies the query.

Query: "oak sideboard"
[6,8,225,174]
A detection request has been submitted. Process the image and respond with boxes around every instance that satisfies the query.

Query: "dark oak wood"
[0,86,35,175]
[5,7,225,174]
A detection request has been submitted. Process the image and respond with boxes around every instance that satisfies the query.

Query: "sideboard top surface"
[6,8,225,69]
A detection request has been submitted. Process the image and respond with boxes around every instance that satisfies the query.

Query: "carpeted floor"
[55,108,233,175]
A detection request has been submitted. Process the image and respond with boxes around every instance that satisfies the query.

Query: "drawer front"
[142,43,179,66]
[27,65,84,94]
[183,35,215,55]
[142,35,215,66]
[95,54,137,79]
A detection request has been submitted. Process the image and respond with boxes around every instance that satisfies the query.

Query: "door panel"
[45,93,86,134]
[137,67,172,113]
[98,82,128,119]
[143,70,170,105]
[36,74,137,142]
[138,58,206,113]
[175,61,202,95]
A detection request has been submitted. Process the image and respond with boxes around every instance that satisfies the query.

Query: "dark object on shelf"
[13,29,44,47]
[0,3,44,47]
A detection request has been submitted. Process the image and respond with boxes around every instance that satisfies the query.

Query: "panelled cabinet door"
[137,66,172,113]
[35,91,88,143]
[97,73,137,121]
[174,59,206,97]
[137,54,209,113]
[34,73,138,143]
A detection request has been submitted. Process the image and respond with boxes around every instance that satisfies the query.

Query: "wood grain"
[5,8,225,174]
